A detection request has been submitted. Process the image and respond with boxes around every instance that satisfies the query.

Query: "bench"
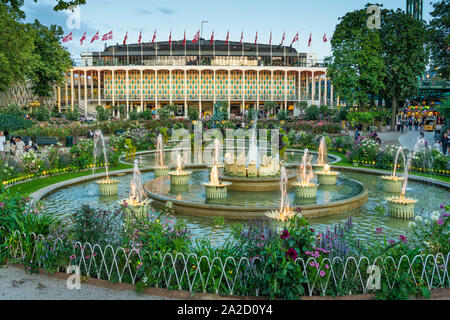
[36,136,59,146]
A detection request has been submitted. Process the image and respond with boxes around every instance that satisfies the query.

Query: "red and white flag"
[308,32,312,47]
[291,32,299,45]
[280,31,285,46]
[183,30,186,46]
[269,31,272,46]
[169,30,172,46]
[225,30,229,45]
[123,31,128,45]
[192,30,200,44]
[255,31,258,45]
[80,32,87,45]
[90,31,99,44]
[323,33,328,43]
[210,30,214,46]
[138,30,142,44]
[62,32,72,43]
[240,30,243,45]
[152,30,157,43]
[102,30,113,41]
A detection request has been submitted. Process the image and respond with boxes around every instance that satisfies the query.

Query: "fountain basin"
[219,174,296,192]
[96,179,119,196]
[317,172,339,186]
[386,196,417,219]
[203,182,232,200]
[168,171,192,186]
[312,164,325,173]
[381,176,405,193]
[154,166,169,178]
[292,183,318,199]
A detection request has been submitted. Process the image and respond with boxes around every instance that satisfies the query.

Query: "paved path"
[0,265,171,300]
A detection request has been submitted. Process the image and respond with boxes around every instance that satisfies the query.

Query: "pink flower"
[320,270,326,277]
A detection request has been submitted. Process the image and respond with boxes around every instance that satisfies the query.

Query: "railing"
[2,230,449,297]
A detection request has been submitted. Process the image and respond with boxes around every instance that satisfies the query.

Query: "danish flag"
[123,31,128,45]
[210,30,214,46]
[80,32,87,45]
[138,30,142,44]
[240,30,243,45]
[102,30,113,41]
[308,32,312,47]
[169,30,172,46]
[90,31,99,44]
[183,30,186,46]
[225,30,229,45]
[291,32,299,45]
[280,32,285,46]
[152,30,157,43]
[323,33,328,43]
[269,31,272,46]
[192,30,200,44]
[255,31,258,45]
[62,32,72,43]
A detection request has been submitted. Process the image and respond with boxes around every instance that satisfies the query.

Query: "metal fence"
[2,230,449,297]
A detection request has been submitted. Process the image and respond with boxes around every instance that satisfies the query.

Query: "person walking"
[442,132,448,156]
[0,131,5,155]
[14,136,25,163]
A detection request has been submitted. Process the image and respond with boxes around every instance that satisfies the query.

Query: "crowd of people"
[0,131,38,163]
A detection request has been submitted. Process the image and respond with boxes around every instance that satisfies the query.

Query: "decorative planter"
[387,197,416,219]
[96,179,119,196]
[247,164,258,178]
[168,171,192,186]
[292,183,318,199]
[153,166,169,178]
[317,173,338,186]
[204,183,231,200]
[208,164,224,175]
[381,176,404,193]
[122,202,151,220]
[236,164,246,177]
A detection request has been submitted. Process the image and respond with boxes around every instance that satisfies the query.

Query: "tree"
[0,3,34,92]
[263,101,277,115]
[427,0,449,80]
[4,0,86,15]
[380,9,427,128]
[328,5,385,110]
[294,101,308,115]
[28,20,72,99]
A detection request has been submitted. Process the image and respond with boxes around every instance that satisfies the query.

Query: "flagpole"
[297,30,299,66]
[242,30,244,58]
[283,31,286,66]
[213,31,215,61]
[270,31,272,66]
[184,29,186,63]
[256,31,258,64]
[126,30,129,65]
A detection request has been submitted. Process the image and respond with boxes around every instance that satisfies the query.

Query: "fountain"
[153,134,169,177]
[93,130,119,196]
[120,159,151,217]
[168,151,192,186]
[313,137,328,172]
[265,166,297,221]
[381,147,406,193]
[207,138,224,174]
[316,164,339,186]
[386,139,424,219]
[203,165,232,200]
[292,149,318,199]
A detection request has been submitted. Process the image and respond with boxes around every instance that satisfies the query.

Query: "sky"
[21,0,438,62]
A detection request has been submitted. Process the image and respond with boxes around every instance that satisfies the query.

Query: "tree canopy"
[427,0,450,79]
[327,5,386,110]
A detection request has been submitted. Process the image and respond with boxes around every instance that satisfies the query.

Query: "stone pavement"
[0,265,172,300]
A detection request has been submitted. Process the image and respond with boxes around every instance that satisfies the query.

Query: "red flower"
[286,248,298,260]
[280,229,290,240]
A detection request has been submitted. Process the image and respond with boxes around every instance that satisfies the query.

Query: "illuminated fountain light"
[207,138,224,174]
[265,166,298,221]
[381,146,405,193]
[153,134,169,177]
[203,165,231,200]
[120,159,151,217]
[292,149,318,199]
[312,137,328,172]
[93,129,119,196]
[168,151,192,186]
[386,139,424,219]
[316,164,339,186]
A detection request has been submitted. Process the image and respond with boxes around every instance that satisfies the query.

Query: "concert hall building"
[60,39,337,117]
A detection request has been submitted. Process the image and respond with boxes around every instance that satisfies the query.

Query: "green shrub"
[305,105,320,120]
[188,106,199,120]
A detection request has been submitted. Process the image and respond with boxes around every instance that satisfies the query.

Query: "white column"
[83,70,87,116]
[311,72,315,104]
[77,72,81,110]
[298,71,301,102]
[97,70,101,106]
[140,70,144,111]
[242,70,245,114]
[90,71,94,100]
[213,70,216,105]
[324,77,328,106]
[270,70,274,102]
[337,96,340,106]
[126,69,129,118]
[70,71,74,111]
[228,69,231,118]
[57,86,61,113]
[330,84,334,107]
[256,71,260,109]
[112,70,115,114]
[198,69,202,117]
[318,75,322,106]
[184,69,188,117]
[65,74,68,108]
[284,70,287,111]
[306,72,309,101]
[155,69,158,110]
[169,69,173,105]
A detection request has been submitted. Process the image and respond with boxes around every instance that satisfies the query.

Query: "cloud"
[158,7,175,15]
[139,9,152,15]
